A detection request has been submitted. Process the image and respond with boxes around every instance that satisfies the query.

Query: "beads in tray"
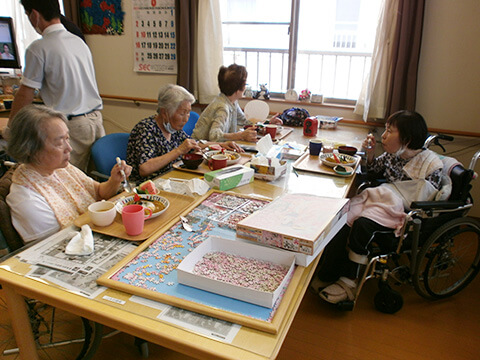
[193,251,290,292]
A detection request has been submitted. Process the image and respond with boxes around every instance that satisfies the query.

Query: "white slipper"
[309,276,334,294]
[319,277,357,304]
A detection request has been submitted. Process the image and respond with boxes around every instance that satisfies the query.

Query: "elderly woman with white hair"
[6,104,131,243]
[126,84,241,183]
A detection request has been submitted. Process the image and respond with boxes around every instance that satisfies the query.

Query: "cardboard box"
[316,116,343,129]
[177,236,296,308]
[236,194,349,256]
[204,165,254,191]
[237,213,347,267]
[250,160,287,181]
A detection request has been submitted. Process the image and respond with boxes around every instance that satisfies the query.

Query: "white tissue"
[256,134,273,155]
[154,178,172,191]
[252,156,269,166]
[65,225,94,256]
[186,178,210,196]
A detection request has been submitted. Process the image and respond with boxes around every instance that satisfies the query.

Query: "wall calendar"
[132,0,177,74]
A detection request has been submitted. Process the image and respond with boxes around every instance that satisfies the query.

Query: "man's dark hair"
[21,0,61,21]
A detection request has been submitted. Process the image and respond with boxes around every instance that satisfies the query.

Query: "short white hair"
[157,84,195,116]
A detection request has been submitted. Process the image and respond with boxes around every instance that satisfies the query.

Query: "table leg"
[2,285,40,360]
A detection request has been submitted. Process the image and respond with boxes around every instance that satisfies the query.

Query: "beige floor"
[2,272,480,360]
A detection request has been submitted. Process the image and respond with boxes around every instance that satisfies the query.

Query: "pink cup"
[121,204,152,236]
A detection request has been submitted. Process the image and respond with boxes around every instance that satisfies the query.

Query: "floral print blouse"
[367,150,442,189]
[127,115,188,183]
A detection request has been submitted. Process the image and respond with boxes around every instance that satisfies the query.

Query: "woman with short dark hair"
[192,64,282,142]
[314,110,444,304]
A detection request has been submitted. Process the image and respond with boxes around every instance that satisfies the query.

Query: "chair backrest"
[0,167,24,252]
[91,133,130,178]
[183,111,200,136]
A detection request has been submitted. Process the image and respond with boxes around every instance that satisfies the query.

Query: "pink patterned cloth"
[347,186,406,236]
[12,164,96,228]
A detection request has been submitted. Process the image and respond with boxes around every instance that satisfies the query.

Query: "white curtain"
[196,0,223,104]
[0,0,40,70]
[354,0,399,121]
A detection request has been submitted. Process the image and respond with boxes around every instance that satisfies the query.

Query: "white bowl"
[320,153,357,168]
[88,200,117,227]
[115,194,170,219]
[204,150,241,165]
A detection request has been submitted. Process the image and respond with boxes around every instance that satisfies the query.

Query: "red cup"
[265,125,277,139]
[121,204,152,236]
[208,154,228,170]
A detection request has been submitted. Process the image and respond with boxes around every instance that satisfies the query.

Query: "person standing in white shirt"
[7,0,104,172]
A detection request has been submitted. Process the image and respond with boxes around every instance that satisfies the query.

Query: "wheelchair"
[0,152,105,359]
[337,135,480,314]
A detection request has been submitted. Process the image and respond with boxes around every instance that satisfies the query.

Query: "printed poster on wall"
[132,0,177,74]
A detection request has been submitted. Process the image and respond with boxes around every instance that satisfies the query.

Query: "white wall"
[86,0,480,216]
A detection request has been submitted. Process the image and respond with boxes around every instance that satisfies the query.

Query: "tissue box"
[204,165,254,191]
[237,194,349,255]
[177,236,296,308]
[250,160,287,181]
[316,116,343,129]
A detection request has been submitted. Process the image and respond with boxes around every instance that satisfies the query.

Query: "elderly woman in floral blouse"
[126,84,242,184]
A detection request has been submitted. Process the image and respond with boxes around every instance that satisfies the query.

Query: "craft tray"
[173,152,253,174]
[97,190,302,334]
[292,152,360,177]
[74,191,196,241]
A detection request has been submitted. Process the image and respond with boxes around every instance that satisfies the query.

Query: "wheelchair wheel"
[1,296,103,360]
[374,282,404,314]
[413,217,480,300]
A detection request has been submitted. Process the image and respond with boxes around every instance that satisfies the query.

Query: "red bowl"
[182,153,203,169]
[338,146,358,156]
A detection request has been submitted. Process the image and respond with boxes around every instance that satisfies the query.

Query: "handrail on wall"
[100,94,157,106]
[99,94,479,137]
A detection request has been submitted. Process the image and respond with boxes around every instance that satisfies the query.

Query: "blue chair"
[183,111,200,136]
[91,133,130,181]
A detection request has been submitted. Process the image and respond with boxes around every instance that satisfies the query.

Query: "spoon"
[180,216,194,232]
[116,157,133,193]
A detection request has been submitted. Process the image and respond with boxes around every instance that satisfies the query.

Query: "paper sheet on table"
[155,178,210,196]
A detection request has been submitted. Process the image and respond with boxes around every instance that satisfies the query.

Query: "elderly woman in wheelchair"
[311,110,480,313]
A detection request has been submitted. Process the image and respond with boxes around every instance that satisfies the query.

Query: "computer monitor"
[0,17,21,69]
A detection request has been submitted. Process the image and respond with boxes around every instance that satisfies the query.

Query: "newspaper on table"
[14,226,242,342]
[16,226,138,298]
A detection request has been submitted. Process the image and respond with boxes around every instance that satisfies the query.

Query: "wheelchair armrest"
[410,200,465,210]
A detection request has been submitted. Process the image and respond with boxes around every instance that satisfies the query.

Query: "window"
[220,0,382,102]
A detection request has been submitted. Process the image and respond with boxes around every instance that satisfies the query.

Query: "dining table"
[0,123,368,360]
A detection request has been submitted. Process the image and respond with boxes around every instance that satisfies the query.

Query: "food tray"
[173,152,253,174]
[292,152,360,177]
[256,126,294,140]
[74,191,195,241]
